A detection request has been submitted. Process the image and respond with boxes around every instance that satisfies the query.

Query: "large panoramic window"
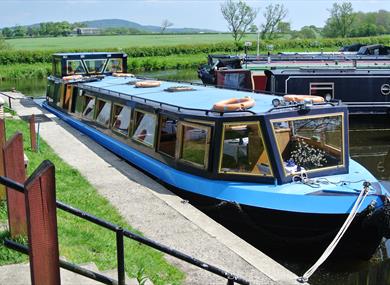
[132,110,157,147]
[66,60,86,75]
[112,104,131,135]
[179,123,210,168]
[82,95,95,120]
[158,116,177,158]
[84,59,107,74]
[271,114,344,175]
[219,122,272,176]
[95,99,112,126]
[105,58,123,73]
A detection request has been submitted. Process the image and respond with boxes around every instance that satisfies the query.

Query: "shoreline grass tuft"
[0,118,185,285]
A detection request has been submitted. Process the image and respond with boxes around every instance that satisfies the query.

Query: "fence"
[0,118,249,285]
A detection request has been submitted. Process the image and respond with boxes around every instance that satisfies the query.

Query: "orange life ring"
[212,97,255,112]
[62,75,83,81]
[283,94,324,103]
[135,81,161,88]
[113,73,135,77]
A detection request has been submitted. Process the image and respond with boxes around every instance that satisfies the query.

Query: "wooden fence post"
[29,114,37,152]
[25,160,60,285]
[0,119,6,200]
[3,132,27,237]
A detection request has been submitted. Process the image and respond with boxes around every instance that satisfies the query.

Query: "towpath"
[1,92,304,285]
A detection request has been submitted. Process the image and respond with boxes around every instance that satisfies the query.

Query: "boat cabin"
[51,52,128,78]
[46,73,349,185]
[264,68,390,114]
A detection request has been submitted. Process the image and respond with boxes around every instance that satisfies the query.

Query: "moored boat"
[45,52,390,259]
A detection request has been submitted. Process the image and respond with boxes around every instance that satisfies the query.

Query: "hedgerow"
[0,35,389,66]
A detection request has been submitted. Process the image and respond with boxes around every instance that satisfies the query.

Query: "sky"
[0,0,390,30]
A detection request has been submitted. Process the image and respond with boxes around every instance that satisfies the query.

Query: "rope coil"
[297,182,371,283]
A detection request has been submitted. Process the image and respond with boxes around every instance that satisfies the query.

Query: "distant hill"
[82,19,218,33]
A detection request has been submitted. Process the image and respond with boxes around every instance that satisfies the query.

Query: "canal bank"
[0,92,302,285]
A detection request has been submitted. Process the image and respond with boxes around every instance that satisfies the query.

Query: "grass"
[5,34,255,50]
[0,118,185,285]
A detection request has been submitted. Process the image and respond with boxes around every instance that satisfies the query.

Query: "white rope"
[297,183,370,283]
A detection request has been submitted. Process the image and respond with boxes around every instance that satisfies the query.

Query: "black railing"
[1,175,250,285]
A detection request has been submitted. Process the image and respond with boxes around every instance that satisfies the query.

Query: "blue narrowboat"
[45,52,390,259]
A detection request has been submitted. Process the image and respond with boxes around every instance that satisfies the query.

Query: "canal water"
[1,69,390,285]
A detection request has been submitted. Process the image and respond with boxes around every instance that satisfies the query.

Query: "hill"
[82,19,217,33]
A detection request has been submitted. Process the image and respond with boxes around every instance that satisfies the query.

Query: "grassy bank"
[0,118,185,285]
[0,53,206,81]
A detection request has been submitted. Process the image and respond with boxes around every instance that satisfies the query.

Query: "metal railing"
[0,175,250,285]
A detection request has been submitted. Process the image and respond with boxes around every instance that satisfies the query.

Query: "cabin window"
[310,83,334,100]
[82,95,95,120]
[53,58,62,77]
[132,110,157,147]
[84,59,107,74]
[105,58,123,73]
[112,104,131,135]
[95,99,112,127]
[179,123,210,169]
[158,116,177,158]
[271,114,344,175]
[66,60,86,75]
[219,122,272,176]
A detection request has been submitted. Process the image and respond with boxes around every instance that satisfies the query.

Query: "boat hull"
[43,101,385,259]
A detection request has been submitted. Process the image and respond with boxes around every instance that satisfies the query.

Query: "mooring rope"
[297,182,371,283]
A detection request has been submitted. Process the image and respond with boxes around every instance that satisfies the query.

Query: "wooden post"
[29,114,37,152]
[0,119,6,200]
[3,132,27,237]
[25,160,60,285]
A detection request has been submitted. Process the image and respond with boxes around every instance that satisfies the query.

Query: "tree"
[276,21,291,34]
[160,19,173,34]
[221,0,257,43]
[322,2,354,38]
[260,4,288,39]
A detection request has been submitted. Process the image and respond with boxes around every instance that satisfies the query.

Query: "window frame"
[218,121,273,177]
[66,60,86,75]
[83,59,107,74]
[157,115,178,158]
[94,98,112,127]
[178,121,211,169]
[81,94,96,120]
[131,109,158,148]
[270,112,345,177]
[104,58,123,73]
[111,103,132,137]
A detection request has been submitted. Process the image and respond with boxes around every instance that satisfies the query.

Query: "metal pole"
[37,122,40,152]
[116,227,125,285]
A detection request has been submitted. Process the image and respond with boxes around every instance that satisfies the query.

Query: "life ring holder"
[212,97,255,112]
[283,94,324,103]
[135,81,161,88]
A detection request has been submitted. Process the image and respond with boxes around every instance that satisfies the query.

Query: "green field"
[6,34,256,50]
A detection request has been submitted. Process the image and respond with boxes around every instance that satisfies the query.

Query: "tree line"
[221,0,390,42]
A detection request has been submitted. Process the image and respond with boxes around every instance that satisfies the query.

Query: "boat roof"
[53,52,127,57]
[266,68,390,76]
[78,75,281,114]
